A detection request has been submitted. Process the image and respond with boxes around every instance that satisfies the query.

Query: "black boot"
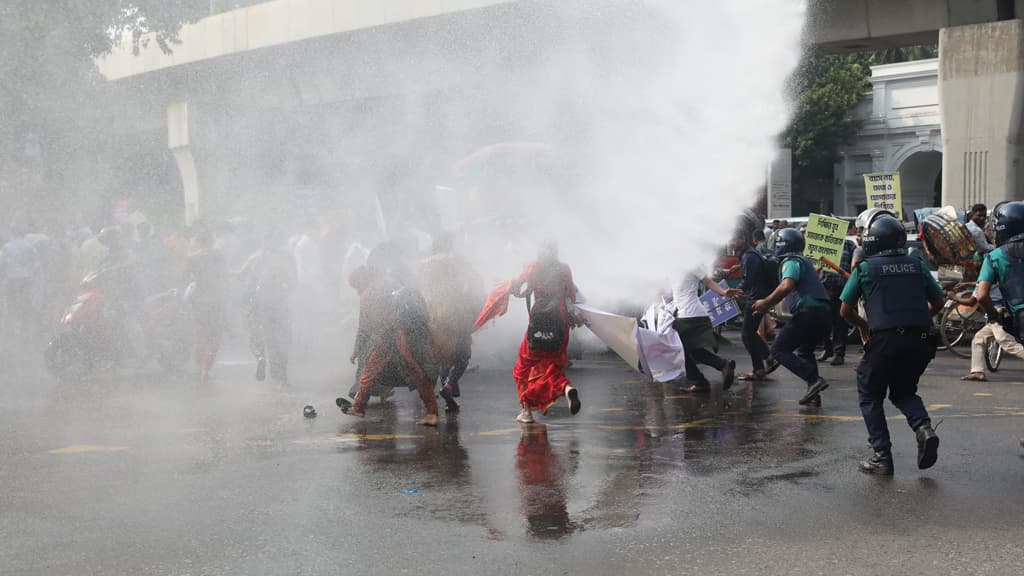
[860,448,894,475]
[916,423,940,470]
[829,353,845,366]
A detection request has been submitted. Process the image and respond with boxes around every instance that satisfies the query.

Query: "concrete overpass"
[96,0,1024,224]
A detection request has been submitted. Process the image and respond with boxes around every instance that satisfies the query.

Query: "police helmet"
[994,201,1024,245]
[772,228,805,257]
[855,208,896,230]
[861,215,906,257]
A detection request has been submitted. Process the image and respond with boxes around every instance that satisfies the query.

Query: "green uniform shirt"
[840,259,944,305]
[978,247,1024,313]
[780,259,828,311]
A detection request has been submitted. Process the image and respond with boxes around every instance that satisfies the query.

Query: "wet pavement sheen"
[2,348,1024,575]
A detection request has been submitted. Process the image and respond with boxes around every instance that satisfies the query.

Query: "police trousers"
[856,328,933,450]
[770,307,830,385]
[741,305,770,372]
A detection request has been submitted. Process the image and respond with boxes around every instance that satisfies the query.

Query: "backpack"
[526,262,568,351]
[750,249,780,293]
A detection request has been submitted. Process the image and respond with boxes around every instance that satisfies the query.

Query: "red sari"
[510,260,576,413]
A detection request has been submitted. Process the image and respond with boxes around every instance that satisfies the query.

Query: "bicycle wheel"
[985,337,1003,372]
[940,305,970,358]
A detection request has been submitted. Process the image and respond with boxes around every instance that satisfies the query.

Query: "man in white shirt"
[671,268,742,392]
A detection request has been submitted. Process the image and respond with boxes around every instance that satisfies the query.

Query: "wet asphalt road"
[2,338,1024,576]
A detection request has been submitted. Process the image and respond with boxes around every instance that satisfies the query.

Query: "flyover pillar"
[939,19,1024,210]
[168,101,201,225]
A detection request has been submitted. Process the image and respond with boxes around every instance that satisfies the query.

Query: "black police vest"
[780,255,829,313]
[992,248,1024,308]
[862,255,933,331]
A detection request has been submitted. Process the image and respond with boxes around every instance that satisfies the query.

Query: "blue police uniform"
[739,246,773,373]
[770,254,831,386]
[840,254,942,451]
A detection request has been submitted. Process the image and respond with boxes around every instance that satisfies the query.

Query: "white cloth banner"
[577,303,685,383]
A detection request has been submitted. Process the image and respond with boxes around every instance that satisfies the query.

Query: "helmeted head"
[855,208,896,231]
[772,227,805,257]
[538,239,558,262]
[97,226,121,250]
[994,201,1024,245]
[861,215,906,257]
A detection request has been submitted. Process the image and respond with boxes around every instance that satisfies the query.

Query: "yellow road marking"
[477,428,523,437]
[798,414,863,422]
[48,444,129,455]
[600,407,625,412]
[973,393,993,397]
[928,403,953,409]
[672,418,715,429]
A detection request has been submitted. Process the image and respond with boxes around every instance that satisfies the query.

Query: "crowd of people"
[3,199,1024,477]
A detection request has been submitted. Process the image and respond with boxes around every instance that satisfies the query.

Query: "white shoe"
[516,409,535,424]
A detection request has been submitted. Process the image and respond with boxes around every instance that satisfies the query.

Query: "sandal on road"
[960,373,988,382]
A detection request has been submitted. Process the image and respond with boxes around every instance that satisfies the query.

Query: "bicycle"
[939,285,986,358]
[984,334,1003,371]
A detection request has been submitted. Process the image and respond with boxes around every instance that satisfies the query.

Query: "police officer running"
[839,214,943,475]
[752,229,832,406]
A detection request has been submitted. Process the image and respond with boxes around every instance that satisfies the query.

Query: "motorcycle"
[45,267,192,379]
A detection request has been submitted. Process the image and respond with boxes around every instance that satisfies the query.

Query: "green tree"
[0,2,205,217]
[784,52,871,169]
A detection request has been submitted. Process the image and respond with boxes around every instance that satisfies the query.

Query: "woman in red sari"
[510,241,582,423]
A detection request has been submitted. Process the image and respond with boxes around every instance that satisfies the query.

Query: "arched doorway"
[897,151,943,215]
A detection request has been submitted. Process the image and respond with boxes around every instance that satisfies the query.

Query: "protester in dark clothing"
[731,232,778,381]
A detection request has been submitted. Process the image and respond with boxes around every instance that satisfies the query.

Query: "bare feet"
[416,414,439,426]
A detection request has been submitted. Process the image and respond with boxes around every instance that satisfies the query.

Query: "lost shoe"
[859,449,894,475]
[916,424,940,470]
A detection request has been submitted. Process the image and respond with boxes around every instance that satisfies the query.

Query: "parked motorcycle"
[44,267,191,379]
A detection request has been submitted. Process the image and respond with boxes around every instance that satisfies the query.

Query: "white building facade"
[833,59,944,218]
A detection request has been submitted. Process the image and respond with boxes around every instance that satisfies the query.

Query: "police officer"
[839,214,943,475]
[752,228,831,406]
[975,201,1024,452]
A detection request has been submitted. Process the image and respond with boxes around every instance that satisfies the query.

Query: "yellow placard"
[803,213,848,270]
[863,172,902,220]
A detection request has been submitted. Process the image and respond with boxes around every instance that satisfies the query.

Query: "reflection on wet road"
[3,353,1024,574]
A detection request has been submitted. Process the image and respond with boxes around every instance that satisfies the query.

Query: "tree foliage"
[0,1,205,206]
[783,51,871,169]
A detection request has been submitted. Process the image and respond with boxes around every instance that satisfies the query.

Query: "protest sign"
[803,213,848,270]
[863,172,903,220]
[699,281,740,327]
